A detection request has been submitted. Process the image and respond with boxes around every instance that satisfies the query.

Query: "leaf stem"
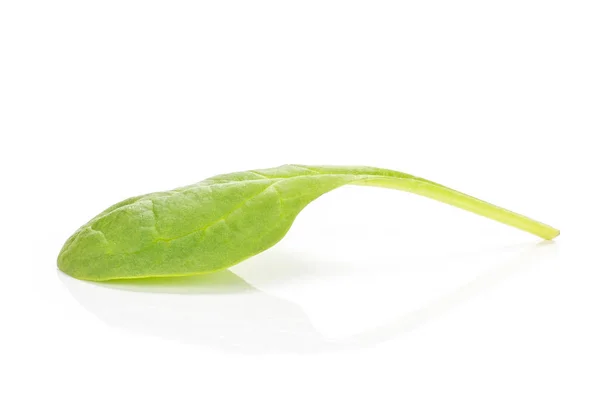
[355,177,560,240]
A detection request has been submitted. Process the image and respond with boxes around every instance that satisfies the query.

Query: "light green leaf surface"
[58,164,559,281]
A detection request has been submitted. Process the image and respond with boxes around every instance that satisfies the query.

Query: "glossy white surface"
[2,1,599,399]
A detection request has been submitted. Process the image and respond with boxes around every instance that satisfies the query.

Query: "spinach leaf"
[58,164,559,281]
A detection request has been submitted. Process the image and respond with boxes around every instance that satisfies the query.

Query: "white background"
[1,1,599,399]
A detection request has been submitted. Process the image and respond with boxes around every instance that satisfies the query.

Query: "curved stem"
[354,177,560,240]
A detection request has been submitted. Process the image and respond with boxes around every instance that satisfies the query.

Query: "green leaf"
[57,164,559,281]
